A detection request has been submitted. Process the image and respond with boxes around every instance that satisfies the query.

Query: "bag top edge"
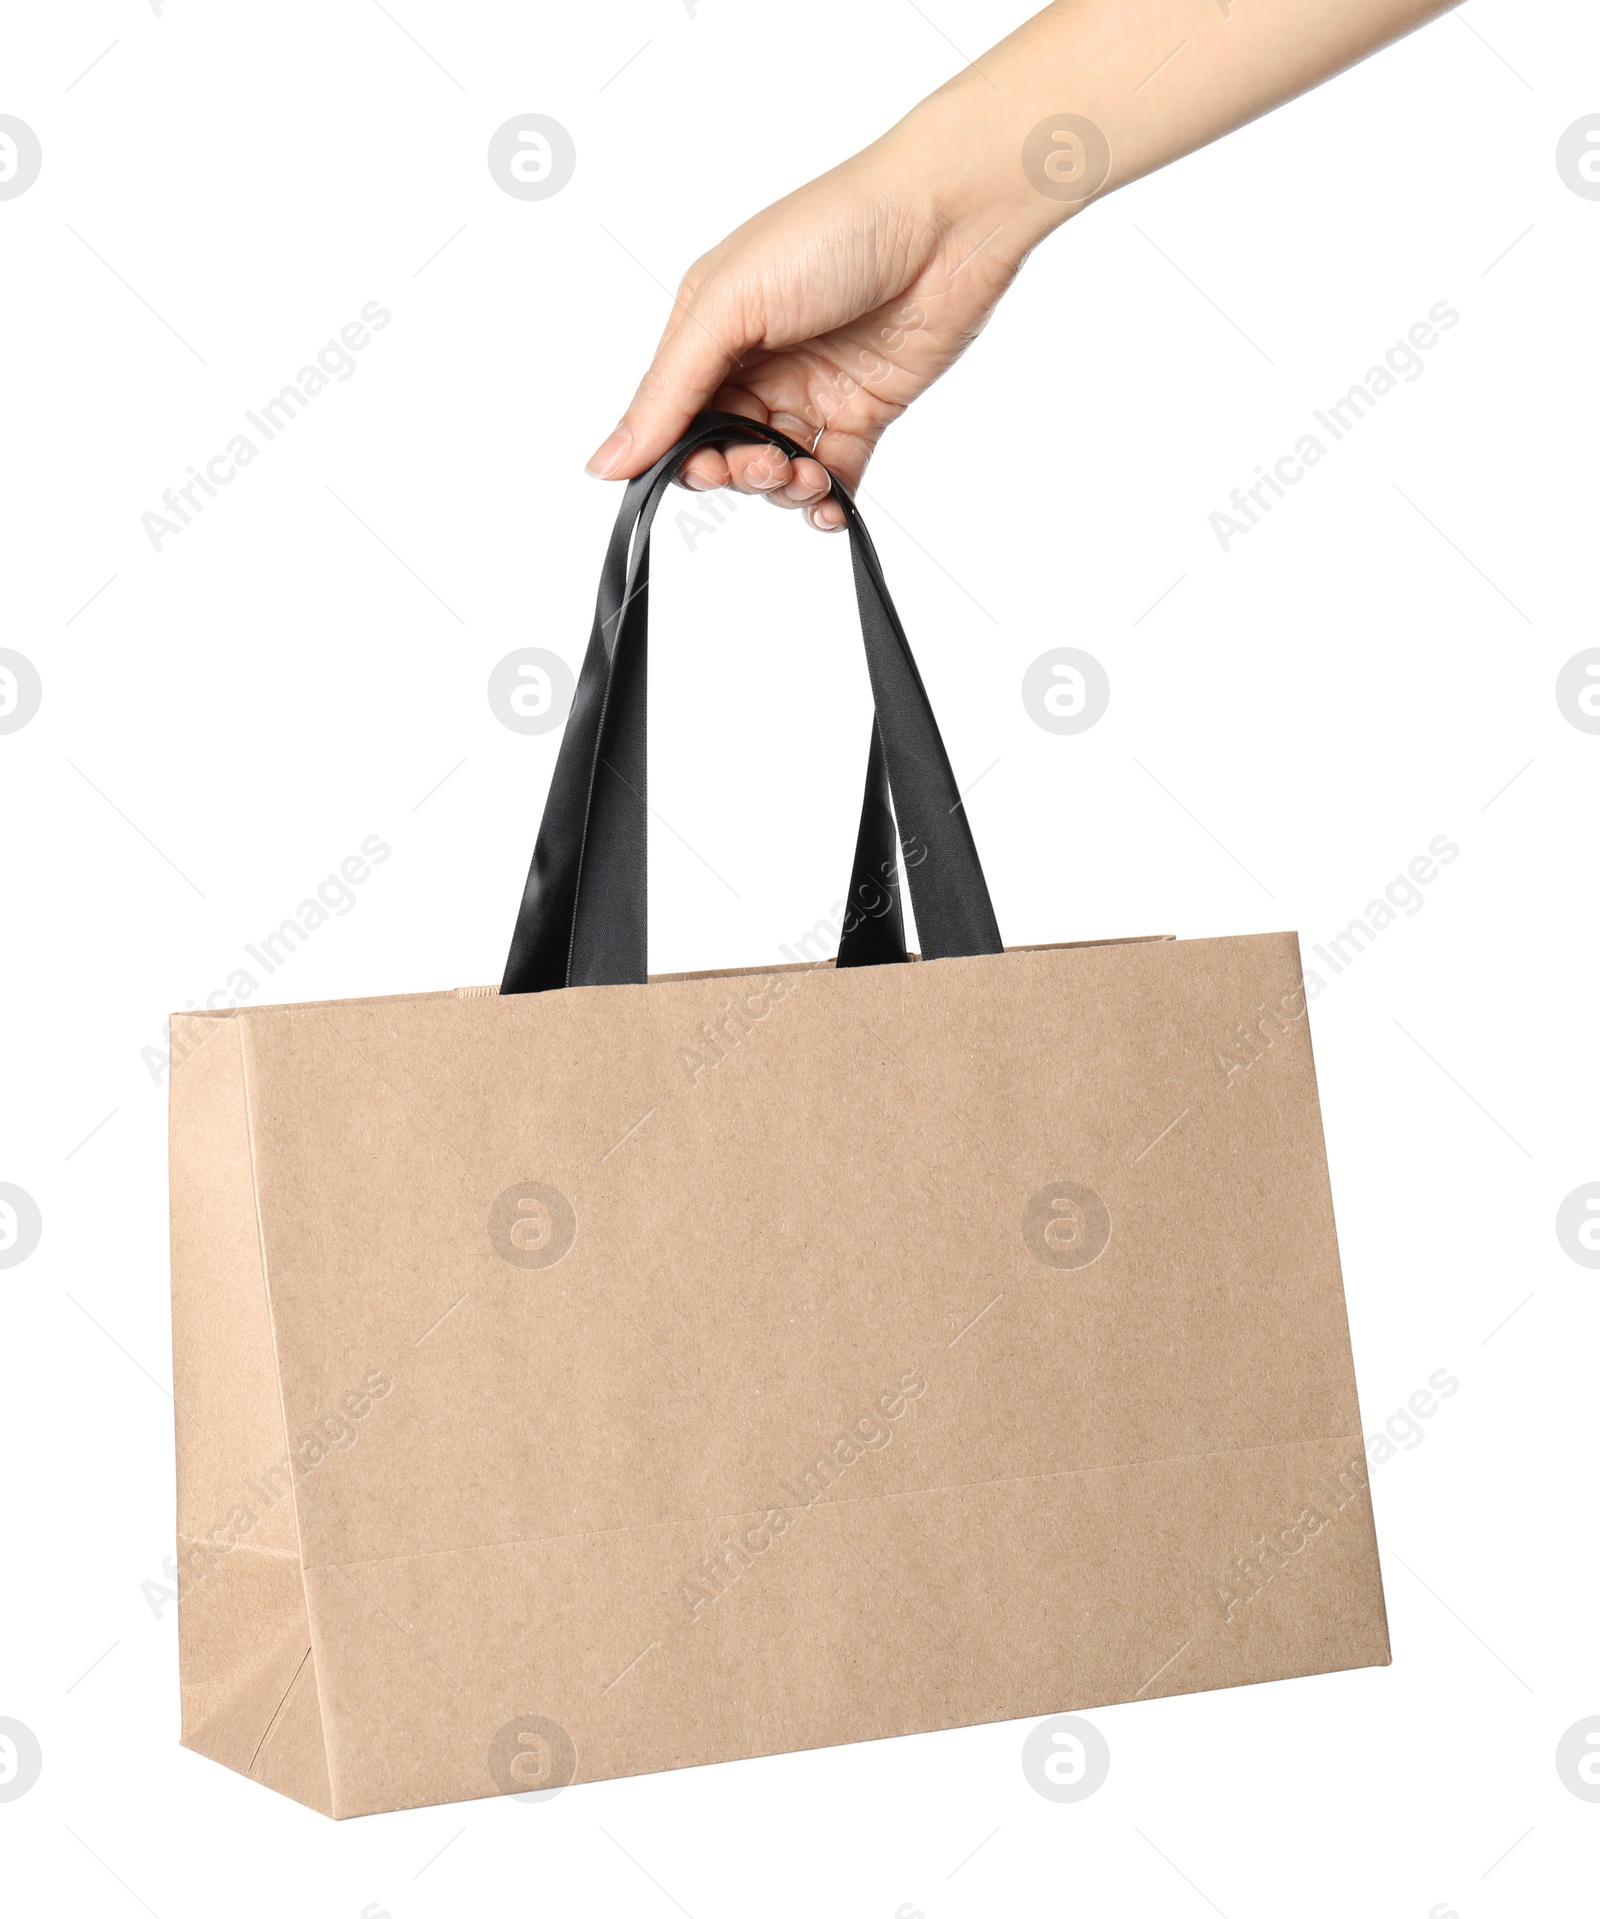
[173,931,1317,1026]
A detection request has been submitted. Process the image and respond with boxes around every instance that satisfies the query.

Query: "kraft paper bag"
[168,414,1389,1818]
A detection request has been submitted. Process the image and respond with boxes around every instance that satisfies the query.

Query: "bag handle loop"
[501,412,1002,992]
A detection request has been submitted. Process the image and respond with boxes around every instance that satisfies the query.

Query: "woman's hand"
[585,131,1034,530]
[587,0,1454,527]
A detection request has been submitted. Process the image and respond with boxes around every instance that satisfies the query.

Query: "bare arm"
[587,0,1453,526]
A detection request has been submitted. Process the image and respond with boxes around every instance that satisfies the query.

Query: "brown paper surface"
[169,932,1388,1817]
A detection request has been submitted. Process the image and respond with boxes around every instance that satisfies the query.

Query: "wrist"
[878,73,1095,266]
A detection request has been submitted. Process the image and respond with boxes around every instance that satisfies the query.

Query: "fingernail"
[585,423,632,479]
[684,473,717,491]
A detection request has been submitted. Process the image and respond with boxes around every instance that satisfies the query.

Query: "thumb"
[586,290,747,479]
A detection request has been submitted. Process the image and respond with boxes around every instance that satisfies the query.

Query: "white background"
[2,2,1596,1914]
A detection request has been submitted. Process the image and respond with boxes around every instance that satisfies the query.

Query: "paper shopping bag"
[168,414,1388,1818]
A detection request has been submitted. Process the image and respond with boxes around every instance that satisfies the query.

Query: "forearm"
[879,0,1453,249]
[593,0,1455,500]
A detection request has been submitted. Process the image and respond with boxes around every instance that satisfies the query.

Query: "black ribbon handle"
[501,412,1002,993]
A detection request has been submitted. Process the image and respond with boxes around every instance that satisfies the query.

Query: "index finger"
[586,290,745,479]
